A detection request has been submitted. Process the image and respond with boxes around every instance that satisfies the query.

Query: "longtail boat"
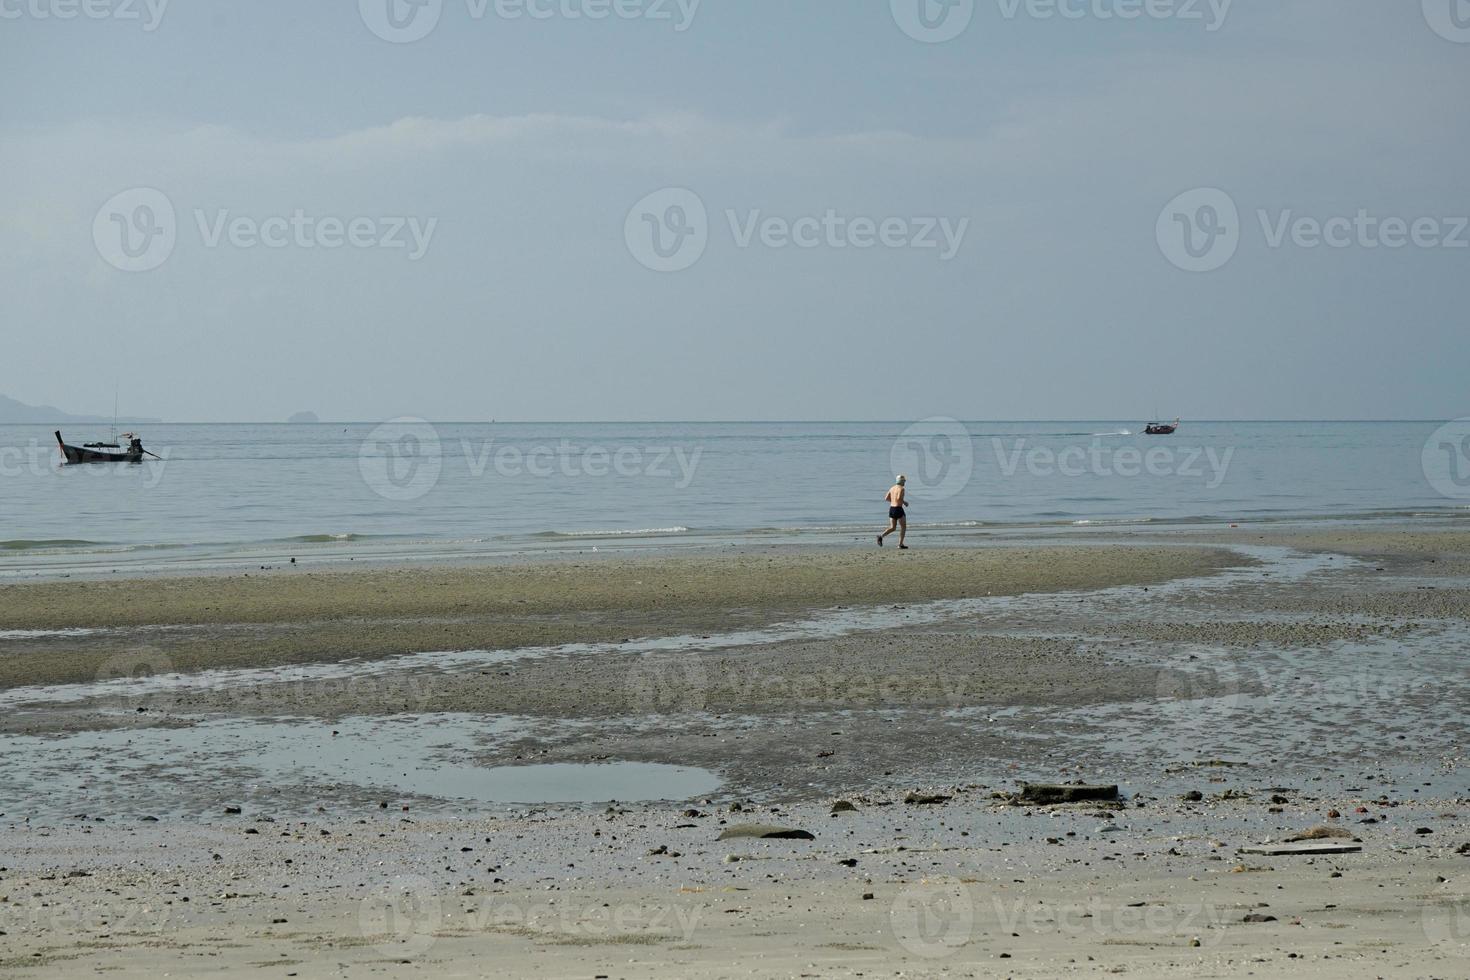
[56,430,149,464]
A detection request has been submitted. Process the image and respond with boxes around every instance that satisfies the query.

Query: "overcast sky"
[3,0,1466,422]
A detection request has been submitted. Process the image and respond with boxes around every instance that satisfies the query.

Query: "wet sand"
[2,524,1468,977]
[0,544,1236,689]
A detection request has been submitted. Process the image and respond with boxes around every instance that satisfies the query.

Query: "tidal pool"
[2,713,721,821]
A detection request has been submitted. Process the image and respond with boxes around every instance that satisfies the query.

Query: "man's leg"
[898,517,908,548]
[879,519,897,542]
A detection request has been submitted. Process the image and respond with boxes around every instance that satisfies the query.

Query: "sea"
[1,420,1465,578]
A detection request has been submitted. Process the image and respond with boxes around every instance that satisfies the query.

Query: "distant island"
[287,411,321,424]
[0,393,160,425]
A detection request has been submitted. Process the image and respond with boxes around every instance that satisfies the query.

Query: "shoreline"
[0,508,1464,584]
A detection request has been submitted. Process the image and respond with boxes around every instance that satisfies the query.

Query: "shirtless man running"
[878,475,909,549]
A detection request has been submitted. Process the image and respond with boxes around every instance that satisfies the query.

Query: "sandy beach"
[3,523,1468,977]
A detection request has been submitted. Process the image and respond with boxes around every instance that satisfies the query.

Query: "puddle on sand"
[1,713,721,822]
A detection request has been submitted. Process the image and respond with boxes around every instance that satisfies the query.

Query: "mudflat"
[3,523,1468,978]
[0,543,1236,689]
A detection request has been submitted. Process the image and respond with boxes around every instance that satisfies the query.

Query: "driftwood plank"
[1020,784,1120,805]
[1238,842,1363,856]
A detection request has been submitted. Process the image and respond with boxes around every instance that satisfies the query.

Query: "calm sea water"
[1,421,1464,575]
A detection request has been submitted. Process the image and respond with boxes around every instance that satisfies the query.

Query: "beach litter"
[1018,784,1120,805]
[717,825,815,841]
[1285,826,1355,843]
[904,792,951,806]
[1239,842,1363,856]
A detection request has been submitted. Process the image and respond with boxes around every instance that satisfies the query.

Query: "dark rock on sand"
[718,824,816,841]
[904,792,952,806]
[1021,784,1120,805]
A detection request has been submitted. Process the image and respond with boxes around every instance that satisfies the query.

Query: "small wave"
[754,520,988,534]
[0,539,106,552]
[284,534,363,544]
[535,527,691,539]
[1092,430,1133,437]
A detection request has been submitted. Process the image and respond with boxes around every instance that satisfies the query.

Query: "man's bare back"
[878,476,908,549]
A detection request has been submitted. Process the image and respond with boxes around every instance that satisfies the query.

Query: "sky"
[2,0,1467,422]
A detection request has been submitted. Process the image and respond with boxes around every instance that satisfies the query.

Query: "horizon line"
[25,418,1461,426]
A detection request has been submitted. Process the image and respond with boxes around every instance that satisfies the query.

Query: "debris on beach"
[1017,784,1120,806]
[903,792,951,806]
[1285,826,1354,843]
[1240,842,1363,856]
[717,824,815,841]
